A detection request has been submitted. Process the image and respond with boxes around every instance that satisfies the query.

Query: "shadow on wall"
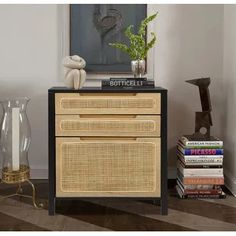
[167,94,193,168]
[221,80,236,182]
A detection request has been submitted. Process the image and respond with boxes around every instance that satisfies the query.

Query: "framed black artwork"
[70,4,147,73]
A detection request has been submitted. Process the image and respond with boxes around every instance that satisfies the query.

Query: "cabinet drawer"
[55,93,161,115]
[56,115,161,137]
[56,137,160,197]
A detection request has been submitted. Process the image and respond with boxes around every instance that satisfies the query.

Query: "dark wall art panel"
[70,4,147,73]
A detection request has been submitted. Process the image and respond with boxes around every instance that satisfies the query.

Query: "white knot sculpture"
[63,55,86,89]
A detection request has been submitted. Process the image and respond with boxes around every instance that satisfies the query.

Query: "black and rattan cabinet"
[48,87,168,215]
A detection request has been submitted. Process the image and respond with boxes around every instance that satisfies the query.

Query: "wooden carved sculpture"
[186,77,212,140]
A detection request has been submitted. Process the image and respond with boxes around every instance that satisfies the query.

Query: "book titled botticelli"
[102,78,155,89]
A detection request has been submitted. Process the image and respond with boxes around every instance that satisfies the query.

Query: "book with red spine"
[177,179,222,194]
[180,177,224,185]
[176,185,226,199]
[177,169,224,185]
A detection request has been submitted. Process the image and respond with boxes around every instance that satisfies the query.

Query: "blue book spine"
[183,149,224,155]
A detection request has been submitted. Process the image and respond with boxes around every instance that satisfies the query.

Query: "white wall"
[223,5,236,196]
[150,4,224,175]
[0,5,63,178]
[0,4,225,179]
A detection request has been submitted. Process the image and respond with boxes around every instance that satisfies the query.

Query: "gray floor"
[0,180,235,231]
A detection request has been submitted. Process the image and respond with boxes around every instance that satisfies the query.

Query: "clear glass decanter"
[0,97,31,183]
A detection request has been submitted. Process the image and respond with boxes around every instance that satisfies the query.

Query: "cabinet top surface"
[49,87,167,93]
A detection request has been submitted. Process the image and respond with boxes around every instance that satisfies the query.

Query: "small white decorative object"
[12,107,20,171]
[63,55,87,89]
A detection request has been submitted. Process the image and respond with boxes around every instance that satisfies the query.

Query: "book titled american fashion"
[180,135,223,148]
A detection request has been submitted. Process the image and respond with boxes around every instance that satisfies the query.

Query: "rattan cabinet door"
[56,138,160,197]
[56,115,161,137]
[55,93,161,114]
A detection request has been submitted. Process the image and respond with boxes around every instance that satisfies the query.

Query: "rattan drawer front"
[56,115,161,137]
[55,93,161,114]
[56,138,160,197]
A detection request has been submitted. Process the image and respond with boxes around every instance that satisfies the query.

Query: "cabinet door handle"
[79,137,137,141]
[78,115,137,118]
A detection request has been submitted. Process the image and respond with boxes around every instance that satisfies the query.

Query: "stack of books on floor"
[176,135,226,199]
[101,77,155,89]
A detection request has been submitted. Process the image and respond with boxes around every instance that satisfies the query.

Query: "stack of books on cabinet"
[176,135,226,199]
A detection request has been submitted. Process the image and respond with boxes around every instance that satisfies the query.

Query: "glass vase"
[0,97,31,183]
[131,59,146,78]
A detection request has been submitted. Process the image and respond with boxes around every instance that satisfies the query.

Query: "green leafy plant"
[109,12,158,60]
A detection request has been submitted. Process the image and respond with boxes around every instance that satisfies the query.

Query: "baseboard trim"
[224,169,236,196]
[168,167,177,179]
[30,168,48,179]
[8,167,235,196]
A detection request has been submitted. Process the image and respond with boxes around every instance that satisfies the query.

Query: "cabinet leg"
[49,197,56,215]
[160,197,168,215]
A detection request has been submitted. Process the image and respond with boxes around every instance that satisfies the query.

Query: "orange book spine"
[182,178,224,185]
